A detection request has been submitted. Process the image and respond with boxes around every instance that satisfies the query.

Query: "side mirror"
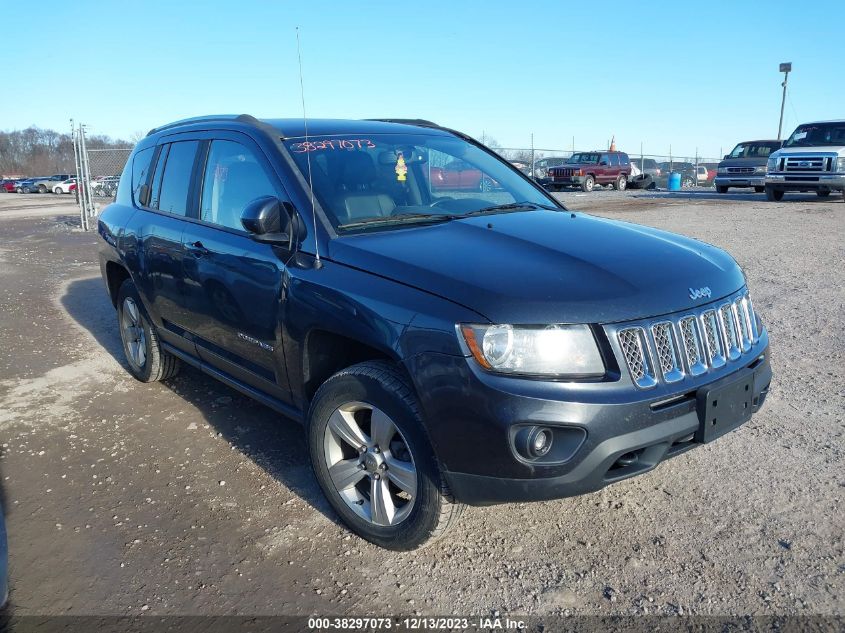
[724,154,730,160]
[241,196,295,247]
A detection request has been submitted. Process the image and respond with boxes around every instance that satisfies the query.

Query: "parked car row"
[0,173,121,197]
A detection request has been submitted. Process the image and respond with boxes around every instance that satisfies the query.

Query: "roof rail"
[146,114,261,137]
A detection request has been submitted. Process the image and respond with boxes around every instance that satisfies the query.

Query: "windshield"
[568,153,600,164]
[783,123,845,147]
[283,133,555,231]
[728,141,781,158]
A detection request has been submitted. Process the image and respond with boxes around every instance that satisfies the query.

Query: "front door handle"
[187,240,209,257]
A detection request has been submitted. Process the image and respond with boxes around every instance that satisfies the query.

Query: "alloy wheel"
[323,401,417,527]
[121,297,147,369]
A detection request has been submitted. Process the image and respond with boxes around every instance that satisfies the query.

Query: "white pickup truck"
[765,120,845,201]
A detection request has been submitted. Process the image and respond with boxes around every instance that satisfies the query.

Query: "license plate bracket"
[695,370,755,443]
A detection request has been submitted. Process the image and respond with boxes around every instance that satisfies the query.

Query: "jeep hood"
[328,210,745,324]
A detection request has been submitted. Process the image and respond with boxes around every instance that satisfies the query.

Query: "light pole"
[777,62,792,140]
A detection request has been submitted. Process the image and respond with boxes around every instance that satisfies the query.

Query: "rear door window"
[155,141,199,216]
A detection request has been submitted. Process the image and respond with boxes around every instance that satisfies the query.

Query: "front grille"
[727,167,755,174]
[550,168,574,178]
[611,291,759,389]
[784,156,828,172]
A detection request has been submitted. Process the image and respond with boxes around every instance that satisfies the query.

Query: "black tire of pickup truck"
[116,279,180,383]
[765,185,784,201]
[717,186,728,194]
[308,361,463,550]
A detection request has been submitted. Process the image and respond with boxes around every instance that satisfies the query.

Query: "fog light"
[529,427,553,457]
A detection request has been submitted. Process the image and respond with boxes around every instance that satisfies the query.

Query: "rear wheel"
[308,361,463,550]
[816,190,831,198]
[765,185,784,201]
[754,186,765,193]
[613,174,627,191]
[38,184,47,193]
[716,186,728,194]
[681,176,695,188]
[581,175,595,192]
[116,280,180,382]
[53,187,62,194]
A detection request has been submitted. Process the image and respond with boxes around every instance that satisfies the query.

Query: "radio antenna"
[296,27,321,268]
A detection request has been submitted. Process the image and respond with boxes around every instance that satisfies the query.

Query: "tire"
[581,175,595,192]
[613,174,627,191]
[754,187,764,193]
[116,279,180,383]
[716,186,728,194]
[53,187,62,195]
[765,185,784,201]
[816,190,831,197]
[308,361,463,550]
[681,176,695,189]
[38,185,47,193]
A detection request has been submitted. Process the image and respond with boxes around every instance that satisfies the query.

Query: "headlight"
[457,323,605,376]
[767,157,778,172]
[717,167,728,174]
[837,157,845,173]
[754,165,767,174]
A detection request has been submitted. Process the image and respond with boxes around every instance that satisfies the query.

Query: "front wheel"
[37,185,47,193]
[308,361,463,550]
[716,186,728,194]
[816,190,831,198]
[53,187,63,194]
[754,186,765,193]
[765,185,784,201]
[581,175,595,192]
[116,279,180,382]
[681,176,695,188]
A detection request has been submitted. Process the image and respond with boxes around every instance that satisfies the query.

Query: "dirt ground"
[0,189,842,618]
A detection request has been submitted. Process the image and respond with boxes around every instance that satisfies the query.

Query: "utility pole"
[777,62,792,140]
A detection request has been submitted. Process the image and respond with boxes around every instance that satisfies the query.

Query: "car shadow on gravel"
[636,190,841,203]
[60,276,341,528]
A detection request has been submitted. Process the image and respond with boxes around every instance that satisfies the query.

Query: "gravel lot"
[0,189,842,618]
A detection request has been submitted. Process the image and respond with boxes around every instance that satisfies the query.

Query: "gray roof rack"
[146,114,261,137]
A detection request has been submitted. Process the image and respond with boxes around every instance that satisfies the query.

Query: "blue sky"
[2,0,843,159]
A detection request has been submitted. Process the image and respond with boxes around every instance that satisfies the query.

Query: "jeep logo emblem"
[689,286,712,301]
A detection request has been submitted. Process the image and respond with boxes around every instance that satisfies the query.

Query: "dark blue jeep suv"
[98,115,772,549]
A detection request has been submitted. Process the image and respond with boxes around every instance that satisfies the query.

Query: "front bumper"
[765,173,845,191]
[407,338,771,506]
[714,176,765,188]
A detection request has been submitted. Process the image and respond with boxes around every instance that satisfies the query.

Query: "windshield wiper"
[338,213,457,230]
[462,201,554,217]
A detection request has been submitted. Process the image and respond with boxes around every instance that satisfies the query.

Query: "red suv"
[547,151,632,192]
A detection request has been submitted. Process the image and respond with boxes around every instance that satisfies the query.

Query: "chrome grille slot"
[734,297,752,351]
[719,303,741,361]
[679,316,707,376]
[618,328,656,389]
[744,292,759,343]
[700,310,726,368]
[650,322,683,383]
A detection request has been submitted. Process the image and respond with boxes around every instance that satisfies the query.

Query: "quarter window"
[131,147,154,206]
[155,141,199,216]
[199,140,276,230]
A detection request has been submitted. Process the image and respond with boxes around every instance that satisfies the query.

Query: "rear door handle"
[187,240,209,257]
